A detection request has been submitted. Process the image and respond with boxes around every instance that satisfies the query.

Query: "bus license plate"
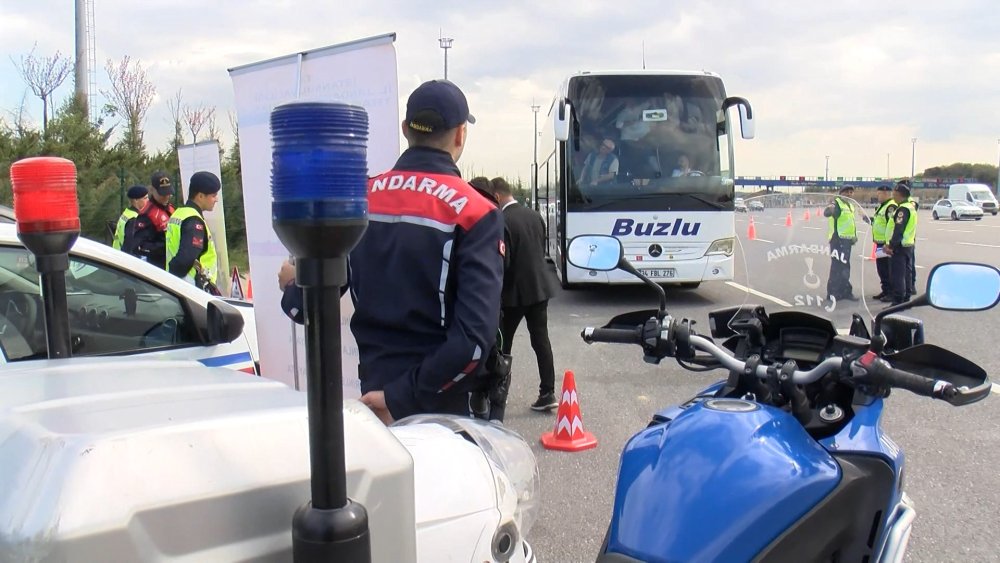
[638,268,676,279]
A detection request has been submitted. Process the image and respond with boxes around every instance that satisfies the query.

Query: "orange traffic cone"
[541,371,598,452]
[803,209,811,221]
[246,277,253,301]
[747,216,757,240]
[869,243,876,261]
[785,210,793,227]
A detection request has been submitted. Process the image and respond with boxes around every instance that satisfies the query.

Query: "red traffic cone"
[803,209,811,221]
[869,243,877,261]
[541,371,598,452]
[246,277,253,301]
[785,210,793,227]
[747,216,757,240]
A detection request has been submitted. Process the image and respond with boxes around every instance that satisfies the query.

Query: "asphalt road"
[502,208,1000,563]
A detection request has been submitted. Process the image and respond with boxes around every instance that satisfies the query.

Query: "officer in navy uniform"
[884,183,917,305]
[281,80,505,424]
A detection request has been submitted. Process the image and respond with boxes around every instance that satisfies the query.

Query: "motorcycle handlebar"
[687,335,844,385]
[582,327,643,345]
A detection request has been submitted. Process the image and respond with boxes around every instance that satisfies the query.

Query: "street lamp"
[532,102,540,211]
[825,155,829,181]
[886,153,890,179]
[438,36,453,80]
[911,137,917,179]
[995,139,999,195]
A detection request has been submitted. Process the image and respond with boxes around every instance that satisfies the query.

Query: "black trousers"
[875,255,892,293]
[826,238,854,299]
[501,300,556,396]
[890,246,915,302]
[910,247,917,293]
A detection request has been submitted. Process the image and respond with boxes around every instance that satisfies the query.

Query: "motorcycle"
[567,193,998,563]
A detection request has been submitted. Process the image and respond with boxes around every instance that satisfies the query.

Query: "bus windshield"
[567,74,732,212]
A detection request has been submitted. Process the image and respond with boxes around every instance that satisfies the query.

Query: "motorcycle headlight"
[393,415,541,539]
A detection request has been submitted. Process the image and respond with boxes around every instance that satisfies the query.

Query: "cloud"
[2,0,999,178]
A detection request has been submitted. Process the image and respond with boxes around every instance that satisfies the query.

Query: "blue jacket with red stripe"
[282,147,505,419]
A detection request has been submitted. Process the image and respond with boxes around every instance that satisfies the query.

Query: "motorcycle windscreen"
[607,400,841,562]
[728,192,878,341]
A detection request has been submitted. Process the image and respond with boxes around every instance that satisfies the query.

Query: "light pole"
[910,137,917,179]
[995,139,1000,195]
[825,155,829,181]
[532,103,540,210]
[886,153,890,179]
[438,36,453,80]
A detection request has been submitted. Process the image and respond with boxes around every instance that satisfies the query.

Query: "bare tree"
[182,104,214,144]
[165,88,184,149]
[102,55,156,155]
[206,109,220,142]
[11,45,73,132]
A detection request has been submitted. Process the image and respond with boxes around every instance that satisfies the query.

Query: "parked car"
[931,199,983,221]
[734,198,748,213]
[748,200,765,211]
[0,224,258,371]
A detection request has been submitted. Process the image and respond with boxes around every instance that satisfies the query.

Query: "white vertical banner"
[228,34,399,397]
[177,140,231,296]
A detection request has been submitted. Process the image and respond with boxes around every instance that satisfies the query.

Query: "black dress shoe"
[530,393,559,411]
[872,292,886,300]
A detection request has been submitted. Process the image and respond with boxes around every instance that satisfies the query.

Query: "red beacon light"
[11,156,81,236]
[9,156,81,358]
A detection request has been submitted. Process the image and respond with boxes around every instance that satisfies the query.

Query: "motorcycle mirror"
[926,262,1000,311]
[566,235,668,318]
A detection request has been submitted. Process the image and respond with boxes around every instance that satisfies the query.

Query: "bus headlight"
[706,237,734,256]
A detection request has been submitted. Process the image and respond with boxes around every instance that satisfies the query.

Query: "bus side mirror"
[554,99,571,142]
[723,96,755,140]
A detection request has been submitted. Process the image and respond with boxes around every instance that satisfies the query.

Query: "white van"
[948,183,998,216]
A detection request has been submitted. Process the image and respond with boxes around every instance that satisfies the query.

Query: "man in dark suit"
[490,177,559,411]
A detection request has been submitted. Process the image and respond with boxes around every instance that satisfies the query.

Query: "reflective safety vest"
[872,200,897,244]
[165,206,218,285]
[112,208,139,250]
[886,200,918,247]
[827,198,857,241]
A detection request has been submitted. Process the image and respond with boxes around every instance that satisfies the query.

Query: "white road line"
[975,224,1000,228]
[937,229,973,233]
[803,226,822,230]
[725,281,793,307]
[749,238,775,243]
[915,265,925,269]
[958,242,1000,249]
[992,383,1000,395]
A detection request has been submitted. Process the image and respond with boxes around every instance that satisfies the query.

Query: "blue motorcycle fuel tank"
[606,399,841,562]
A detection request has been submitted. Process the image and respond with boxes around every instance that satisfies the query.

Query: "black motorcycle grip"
[581,327,642,344]
[877,363,946,399]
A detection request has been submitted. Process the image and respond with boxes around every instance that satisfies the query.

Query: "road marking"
[937,229,973,233]
[915,265,926,269]
[975,224,1000,228]
[725,281,793,307]
[992,383,1000,395]
[748,238,775,243]
[803,226,822,230]
[958,242,1000,249]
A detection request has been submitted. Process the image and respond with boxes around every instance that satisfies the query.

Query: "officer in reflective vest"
[884,182,918,305]
[166,171,221,294]
[871,185,898,300]
[112,185,149,250]
[823,185,859,301]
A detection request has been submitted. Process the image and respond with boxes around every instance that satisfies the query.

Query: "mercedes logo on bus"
[648,244,663,257]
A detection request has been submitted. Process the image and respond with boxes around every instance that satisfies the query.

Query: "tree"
[922,163,998,186]
[182,104,213,144]
[11,45,73,132]
[102,56,156,156]
[165,89,184,150]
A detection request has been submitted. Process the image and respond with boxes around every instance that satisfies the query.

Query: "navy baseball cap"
[405,80,476,134]
[126,185,148,199]
[151,171,174,195]
[893,182,911,196]
[876,185,891,192]
[189,171,222,195]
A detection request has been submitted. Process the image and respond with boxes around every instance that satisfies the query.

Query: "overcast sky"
[2,0,998,183]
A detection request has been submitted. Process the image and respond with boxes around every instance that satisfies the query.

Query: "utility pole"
[886,153,890,179]
[825,155,829,181]
[438,36,453,80]
[74,0,88,114]
[911,137,917,179]
[532,102,540,210]
[995,139,1000,195]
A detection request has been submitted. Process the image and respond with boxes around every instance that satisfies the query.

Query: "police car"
[0,223,258,372]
